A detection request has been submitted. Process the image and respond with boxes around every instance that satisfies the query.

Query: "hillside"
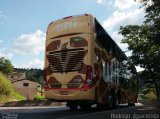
[0,72,25,103]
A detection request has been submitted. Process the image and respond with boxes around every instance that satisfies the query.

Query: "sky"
[0,0,145,71]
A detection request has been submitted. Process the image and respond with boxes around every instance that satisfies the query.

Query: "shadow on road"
[1,104,159,119]
[0,100,65,107]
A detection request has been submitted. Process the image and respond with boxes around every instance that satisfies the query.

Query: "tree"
[119,0,160,98]
[14,68,44,84]
[0,57,14,75]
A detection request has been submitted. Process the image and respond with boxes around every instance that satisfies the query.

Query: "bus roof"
[94,18,128,61]
[47,14,94,39]
[48,14,92,26]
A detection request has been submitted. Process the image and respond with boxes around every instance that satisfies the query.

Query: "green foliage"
[0,95,12,103]
[11,92,26,100]
[139,85,157,100]
[0,72,13,96]
[119,0,160,98]
[0,92,25,103]
[142,88,156,95]
[0,57,14,75]
[34,95,46,100]
[0,72,25,102]
[143,91,157,100]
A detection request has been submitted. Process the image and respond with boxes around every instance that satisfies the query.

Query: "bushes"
[141,87,157,100]
[0,72,13,96]
[0,57,14,75]
[11,92,26,100]
[0,72,26,102]
[34,95,46,100]
[143,92,157,100]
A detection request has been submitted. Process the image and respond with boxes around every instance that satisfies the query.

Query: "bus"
[44,14,138,110]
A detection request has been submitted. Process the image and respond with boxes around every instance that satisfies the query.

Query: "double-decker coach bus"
[44,14,138,110]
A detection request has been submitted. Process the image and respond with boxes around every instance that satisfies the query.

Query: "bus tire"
[112,95,119,109]
[110,89,118,109]
[97,103,106,110]
[128,102,135,107]
[66,101,78,110]
[79,103,91,110]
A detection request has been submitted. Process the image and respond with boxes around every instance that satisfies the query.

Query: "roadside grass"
[34,91,46,101]
[0,72,13,96]
[143,90,157,100]
[140,86,157,100]
[34,95,46,100]
[11,92,26,100]
[0,72,25,103]
[0,93,25,103]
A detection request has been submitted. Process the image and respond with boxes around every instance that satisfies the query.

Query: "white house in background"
[12,79,40,100]
[8,72,40,100]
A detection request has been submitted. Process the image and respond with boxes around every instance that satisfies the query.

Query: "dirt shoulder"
[0,100,66,107]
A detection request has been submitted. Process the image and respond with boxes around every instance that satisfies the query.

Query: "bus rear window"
[70,37,88,47]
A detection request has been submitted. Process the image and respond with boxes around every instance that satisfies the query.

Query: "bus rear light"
[86,65,92,80]
[44,82,49,90]
[84,14,90,16]
[82,65,95,88]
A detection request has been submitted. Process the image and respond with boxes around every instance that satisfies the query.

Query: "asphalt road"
[0,103,159,119]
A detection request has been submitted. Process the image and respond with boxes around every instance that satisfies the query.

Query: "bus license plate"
[60,91,68,95]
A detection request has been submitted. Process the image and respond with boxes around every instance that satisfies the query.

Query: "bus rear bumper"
[44,87,95,101]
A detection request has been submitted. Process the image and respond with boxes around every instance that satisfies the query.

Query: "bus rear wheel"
[79,102,91,110]
[97,103,107,110]
[128,102,135,107]
[110,89,119,109]
[66,101,78,110]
